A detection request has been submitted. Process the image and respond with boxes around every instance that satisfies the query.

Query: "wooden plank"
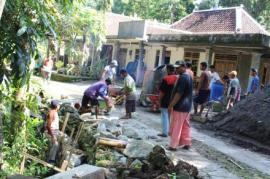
[61,113,70,133]
[24,153,64,173]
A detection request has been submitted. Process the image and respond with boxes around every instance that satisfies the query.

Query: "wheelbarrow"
[145,94,160,112]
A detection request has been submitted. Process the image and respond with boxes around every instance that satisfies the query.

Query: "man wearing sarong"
[168,61,193,151]
[120,69,136,119]
[194,62,211,116]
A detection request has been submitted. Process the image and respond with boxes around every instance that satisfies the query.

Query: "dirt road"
[40,78,270,179]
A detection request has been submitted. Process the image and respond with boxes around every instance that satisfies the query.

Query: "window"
[135,49,145,60]
[164,51,171,64]
[184,52,200,76]
[155,50,160,67]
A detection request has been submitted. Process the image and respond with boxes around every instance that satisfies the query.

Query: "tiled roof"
[171,7,269,35]
[105,13,139,36]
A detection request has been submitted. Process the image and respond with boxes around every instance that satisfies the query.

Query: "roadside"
[40,78,270,179]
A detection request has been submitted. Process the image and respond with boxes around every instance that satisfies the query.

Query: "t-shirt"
[159,75,178,108]
[229,78,241,95]
[104,65,116,80]
[172,73,193,112]
[84,81,108,99]
[249,75,260,93]
[200,71,211,90]
[124,75,136,100]
[210,72,221,87]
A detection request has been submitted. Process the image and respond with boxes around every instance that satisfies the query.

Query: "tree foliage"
[197,0,270,30]
[112,0,195,23]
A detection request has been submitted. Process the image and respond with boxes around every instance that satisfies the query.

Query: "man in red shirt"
[158,64,177,137]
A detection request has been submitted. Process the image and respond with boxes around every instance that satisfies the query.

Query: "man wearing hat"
[248,68,260,94]
[168,61,193,151]
[101,60,118,83]
[226,71,241,110]
[158,64,177,137]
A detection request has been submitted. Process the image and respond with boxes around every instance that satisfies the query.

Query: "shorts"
[194,89,210,105]
[81,95,99,108]
[125,100,136,113]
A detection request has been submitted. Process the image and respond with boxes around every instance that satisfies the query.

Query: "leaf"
[17,26,27,36]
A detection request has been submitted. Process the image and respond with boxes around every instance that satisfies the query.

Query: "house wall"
[237,54,252,92]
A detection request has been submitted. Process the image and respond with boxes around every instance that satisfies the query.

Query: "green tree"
[197,0,219,10]
[112,0,195,23]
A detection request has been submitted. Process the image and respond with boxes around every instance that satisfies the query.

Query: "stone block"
[45,164,106,179]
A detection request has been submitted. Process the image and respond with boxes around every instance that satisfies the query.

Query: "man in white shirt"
[101,60,118,83]
[210,65,221,87]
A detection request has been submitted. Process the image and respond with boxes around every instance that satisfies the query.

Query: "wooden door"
[214,54,237,77]
[119,48,127,70]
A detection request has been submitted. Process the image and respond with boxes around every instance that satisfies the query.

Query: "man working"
[248,68,260,94]
[119,69,136,119]
[158,64,177,137]
[194,62,211,116]
[101,60,118,83]
[168,61,193,151]
[46,100,60,164]
[79,79,112,114]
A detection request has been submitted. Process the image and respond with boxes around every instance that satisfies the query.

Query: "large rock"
[148,145,174,172]
[45,164,106,179]
[97,119,122,137]
[122,126,140,139]
[123,140,154,159]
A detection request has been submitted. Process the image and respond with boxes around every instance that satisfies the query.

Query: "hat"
[229,71,237,76]
[111,60,118,66]
[251,68,258,73]
[174,60,186,68]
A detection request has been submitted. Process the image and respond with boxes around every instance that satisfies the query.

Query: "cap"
[174,60,186,68]
[229,71,237,76]
[111,60,118,66]
[251,68,258,73]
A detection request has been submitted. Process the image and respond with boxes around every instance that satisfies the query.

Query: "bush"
[55,61,64,70]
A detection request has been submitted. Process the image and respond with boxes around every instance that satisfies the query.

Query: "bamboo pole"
[61,112,70,133]
[24,153,64,172]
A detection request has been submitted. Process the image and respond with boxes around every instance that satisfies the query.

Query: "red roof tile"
[171,7,269,35]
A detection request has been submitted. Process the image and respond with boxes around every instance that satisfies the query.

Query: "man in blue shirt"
[80,79,112,114]
[168,61,193,151]
[248,68,260,94]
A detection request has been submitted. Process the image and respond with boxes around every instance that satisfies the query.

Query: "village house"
[103,6,270,90]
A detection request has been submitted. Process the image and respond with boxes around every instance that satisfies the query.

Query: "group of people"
[45,59,261,163]
[158,61,261,151]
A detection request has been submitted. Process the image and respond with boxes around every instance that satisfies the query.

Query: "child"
[46,100,60,164]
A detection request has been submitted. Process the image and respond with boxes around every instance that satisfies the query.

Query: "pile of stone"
[208,87,270,146]
[57,103,200,179]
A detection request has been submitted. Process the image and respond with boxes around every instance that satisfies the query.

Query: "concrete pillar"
[251,52,262,70]
[205,48,214,66]
[136,41,144,86]
[161,46,166,65]
[112,41,120,61]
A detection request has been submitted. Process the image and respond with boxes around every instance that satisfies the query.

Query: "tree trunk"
[0,0,6,20]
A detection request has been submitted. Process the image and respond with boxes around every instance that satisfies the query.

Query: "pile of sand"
[209,87,270,146]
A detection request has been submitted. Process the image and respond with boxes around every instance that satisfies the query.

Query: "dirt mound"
[209,87,270,146]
